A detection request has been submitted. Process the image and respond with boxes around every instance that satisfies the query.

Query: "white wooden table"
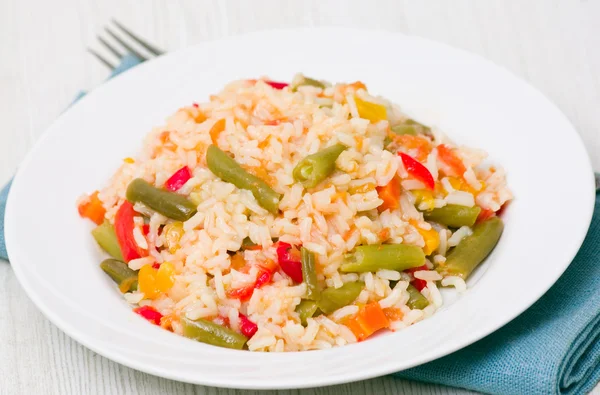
[1,1,599,394]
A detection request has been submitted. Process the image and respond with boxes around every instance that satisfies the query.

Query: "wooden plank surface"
[1,0,599,394]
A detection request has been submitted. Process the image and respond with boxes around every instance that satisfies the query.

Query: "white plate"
[6,28,595,389]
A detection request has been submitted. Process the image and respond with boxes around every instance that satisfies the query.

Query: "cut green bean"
[126,178,197,221]
[439,217,504,279]
[293,144,346,188]
[423,204,481,228]
[341,245,425,273]
[241,237,257,249]
[390,124,430,136]
[206,145,281,214]
[296,300,319,326]
[317,281,363,314]
[291,75,326,91]
[182,318,247,350]
[406,284,429,310]
[301,247,320,300]
[92,220,124,261]
[100,259,138,292]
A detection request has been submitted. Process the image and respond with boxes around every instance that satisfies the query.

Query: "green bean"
[439,217,504,279]
[390,124,428,136]
[241,237,257,249]
[301,247,320,300]
[291,75,326,91]
[423,204,481,228]
[206,145,281,214]
[181,317,247,350]
[406,284,429,310]
[296,300,319,326]
[126,178,197,221]
[317,281,363,314]
[100,259,138,292]
[341,245,425,273]
[293,144,346,188]
[92,220,124,261]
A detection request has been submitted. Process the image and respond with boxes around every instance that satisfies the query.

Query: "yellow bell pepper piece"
[354,96,387,123]
[163,222,184,254]
[139,263,175,299]
[412,189,435,211]
[410,220,440,256]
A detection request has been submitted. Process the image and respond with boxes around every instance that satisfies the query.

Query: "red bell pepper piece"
[238,313,258,338]
[165,166,192,191]
[133,306,163,325]
[437,144,466,177]
[265,81,289,90]
[406,265,428,291]
[114,201,148,262]
[276,242,303,283]
[399,152,435,190]
[227,265,274,301]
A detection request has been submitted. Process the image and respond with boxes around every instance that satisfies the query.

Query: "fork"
[87,19,164,71]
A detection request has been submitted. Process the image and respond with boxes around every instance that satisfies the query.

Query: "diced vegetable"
[114,201,148,262]
[383,307,404,322]
[411,222,440,256]
[241,237,260,250]
[92,220,124,261]
[439,217,504,279]
[181,318,247,350]
[341,245,425,273]
[477,208,496,223]
[163,221,184,254]
[301,247,320,300]
[292,144,346,188]
[208,118,227,146]
[99,259,138,293]
[238,313,258,338]
[78,191,106,225]
[437,144,466,177]
[393,134,432,162]
[390,119,431,137]
[376,177,401,212]
[126,178,197,221]
[133,306,163,325]
[317,281,363,314]
[276,242,303,283]
[296,300,319,326]
[354,96,387,123]
[344,302,390,341]
[422,204,481,228]
[291,75,326,91]
[411,189,435,211]
[138,262,175,300]
[406,284,429,309]
[227,264,274,301]
[406,264,428,292]
[164,166,192,191]
[399,152,435,190]
[265,81,289,90]
[206,145,281,214]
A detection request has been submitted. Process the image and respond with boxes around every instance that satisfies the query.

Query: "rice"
[82,74,512,352]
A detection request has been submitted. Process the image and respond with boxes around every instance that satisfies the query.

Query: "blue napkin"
[2,54,599,395]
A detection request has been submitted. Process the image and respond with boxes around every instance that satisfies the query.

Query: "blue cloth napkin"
[2,54,599,395]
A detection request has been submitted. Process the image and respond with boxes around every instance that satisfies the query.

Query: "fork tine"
[105,27,148,61]
[98,36,123,59]
[112,19,164,56]
[87,48,116,70]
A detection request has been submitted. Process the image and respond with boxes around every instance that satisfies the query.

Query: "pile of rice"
[91,75,512,351]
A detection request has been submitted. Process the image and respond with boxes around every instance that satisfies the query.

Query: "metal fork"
[87,19,165,70]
